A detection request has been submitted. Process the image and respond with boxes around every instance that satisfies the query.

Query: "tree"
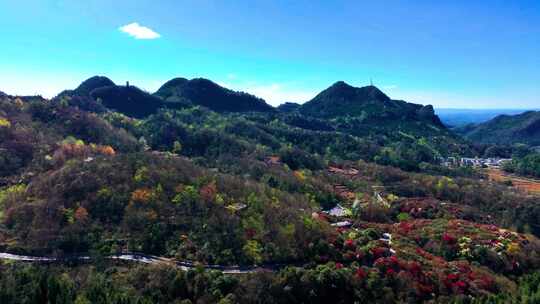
[0,117,11,128]
[74,206,89,222]
[173,140,183,154]
[243,240,263,264]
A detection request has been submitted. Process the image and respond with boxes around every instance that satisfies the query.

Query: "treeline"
[1,95,471,178]
[106,106,470,172]
[3,263,539,304]
[503,153,540,178]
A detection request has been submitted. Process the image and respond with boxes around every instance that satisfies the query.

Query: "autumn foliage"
[74,206,89,222]
[131,188,154,203]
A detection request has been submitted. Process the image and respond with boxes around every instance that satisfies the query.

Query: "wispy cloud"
[119,22,161,39]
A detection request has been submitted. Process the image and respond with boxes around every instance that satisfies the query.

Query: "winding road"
[0,252,281,274]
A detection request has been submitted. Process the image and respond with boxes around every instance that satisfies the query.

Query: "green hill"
[300,81,442,126]
[91,84,181,118]
[297,81,455,143]
[277,102,301,113]
[458,111,540,146]
[55,76,186,117]
[154,77,275,112]
[56,76,115,98]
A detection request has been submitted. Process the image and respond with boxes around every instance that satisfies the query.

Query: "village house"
[324,204,352,217]
[331,221,352,228]
[439,156,511,168]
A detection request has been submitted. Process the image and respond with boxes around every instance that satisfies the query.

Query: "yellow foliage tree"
[0,117,11,128]
[293,170,306,181]
[507,242,520,255]
[243,240,263,264]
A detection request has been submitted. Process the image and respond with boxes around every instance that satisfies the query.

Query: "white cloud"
[119,22,161,40]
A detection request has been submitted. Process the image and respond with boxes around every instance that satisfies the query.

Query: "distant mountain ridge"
[53,76,171,117]
[300,81,444,127]
[51,76,276,117]
[50,76,449,139]
[436,108,537,127]
[2,75,472,172]
[277,102,301,113]
[458,111,540,146]
[154,77,275,113]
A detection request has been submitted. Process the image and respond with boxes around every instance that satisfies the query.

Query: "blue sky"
[1,0,539,108]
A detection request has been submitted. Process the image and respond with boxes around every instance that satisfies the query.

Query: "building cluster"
[439,157,511,168]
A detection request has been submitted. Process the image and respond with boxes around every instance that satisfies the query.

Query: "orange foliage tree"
[199,182,217,202]
[98,145,116,156]
[74,206,89,222]
[131,188,154,203]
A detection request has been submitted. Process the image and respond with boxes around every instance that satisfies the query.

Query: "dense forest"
[503,153,540,178]
[1,77,540,303]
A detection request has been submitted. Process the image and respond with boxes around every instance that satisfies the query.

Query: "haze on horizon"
[1,0,539,109]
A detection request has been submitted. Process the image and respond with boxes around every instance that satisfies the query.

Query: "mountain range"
[13,75,540,150]
[457,110,540,146]
[435,108,538,127]
[1,75,476,173]
[54,76,446,133]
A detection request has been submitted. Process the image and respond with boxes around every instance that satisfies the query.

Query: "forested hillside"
[154,77,275,113]
[1,79,539,303]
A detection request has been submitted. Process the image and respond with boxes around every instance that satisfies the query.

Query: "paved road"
[0,252,277,274]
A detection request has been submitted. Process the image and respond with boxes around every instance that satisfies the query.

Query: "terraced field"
[486,168,540,195]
